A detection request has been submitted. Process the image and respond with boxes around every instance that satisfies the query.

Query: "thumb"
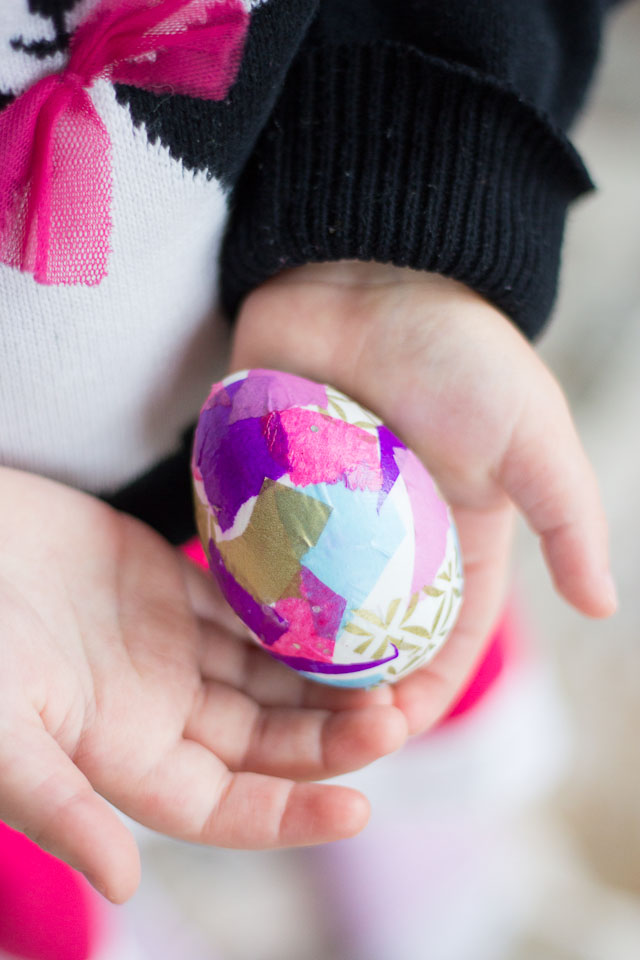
[496,365,616,618]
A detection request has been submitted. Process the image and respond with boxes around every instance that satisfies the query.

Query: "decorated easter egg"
[192,369,463,688]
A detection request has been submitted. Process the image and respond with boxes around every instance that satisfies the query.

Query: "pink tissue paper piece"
[265,408,383,491]
[271,597,335,662]
[394,447,450,593]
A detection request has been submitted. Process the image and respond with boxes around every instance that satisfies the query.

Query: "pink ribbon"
[0,0,248,286]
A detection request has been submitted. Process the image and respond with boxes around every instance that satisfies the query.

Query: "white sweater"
[0,1,233,493]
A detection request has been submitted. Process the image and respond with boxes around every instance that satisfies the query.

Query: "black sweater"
[105,0,618,338]
[0,0,620,539]
[218,0,613,338]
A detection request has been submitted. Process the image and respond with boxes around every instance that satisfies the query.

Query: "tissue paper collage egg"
[192,369,463,688]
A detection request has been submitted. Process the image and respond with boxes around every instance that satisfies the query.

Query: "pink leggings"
[0,539,510,960]
[0,823,107,960]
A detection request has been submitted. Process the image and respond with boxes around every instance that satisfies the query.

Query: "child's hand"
[0,468,408,902]
[232,261,616,733]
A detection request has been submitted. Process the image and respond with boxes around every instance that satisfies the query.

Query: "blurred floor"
[124,4,640,958]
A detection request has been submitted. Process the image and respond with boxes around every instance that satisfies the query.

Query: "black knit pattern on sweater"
[220,0,610,338]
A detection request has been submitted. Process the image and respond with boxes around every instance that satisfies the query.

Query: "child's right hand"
[231,262,617,734]
[0,468,408,902]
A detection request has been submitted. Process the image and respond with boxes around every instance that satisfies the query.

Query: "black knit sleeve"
[220,0,616,339]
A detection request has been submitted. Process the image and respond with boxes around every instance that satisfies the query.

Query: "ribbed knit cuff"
[220,44,593,339]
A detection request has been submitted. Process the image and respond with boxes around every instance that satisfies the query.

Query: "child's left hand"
[0,470,408,903]
[231,261,616,734]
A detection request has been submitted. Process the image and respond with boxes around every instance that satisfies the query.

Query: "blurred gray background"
[117,4,640,958]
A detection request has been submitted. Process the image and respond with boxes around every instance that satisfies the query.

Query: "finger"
[120,739,370,848]
[184,680,407,779]
[391,503,514,735]
[0,714,140,903]
[497,370,616,618]
[195,614,395,711]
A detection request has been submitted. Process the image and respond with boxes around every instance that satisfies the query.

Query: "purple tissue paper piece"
[300,567,347,642]
[201,376,244,413]
[261,410,290,468]
[377,424,404,510]
[208,539,288,647]
[228,369,328,424]
[267,644,399,675]
[196,413,287,531]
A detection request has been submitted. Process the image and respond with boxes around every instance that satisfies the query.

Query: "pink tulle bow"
[0,0,248,286]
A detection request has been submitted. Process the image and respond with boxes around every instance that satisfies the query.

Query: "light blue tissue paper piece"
[300,481,405,634]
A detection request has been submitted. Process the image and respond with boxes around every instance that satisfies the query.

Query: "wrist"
[233,261,510,392]
[259,260,482,299]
